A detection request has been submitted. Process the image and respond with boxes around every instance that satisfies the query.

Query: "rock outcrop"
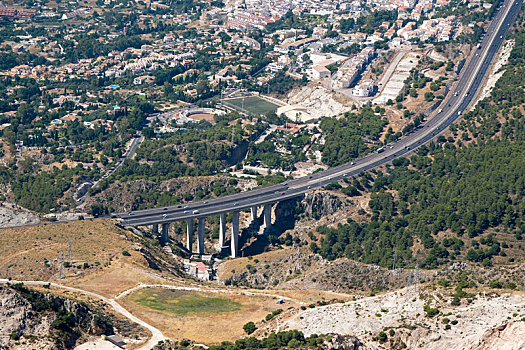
[473,321,525,350]
[326,334,363,350]
[301,191,343,219]
[0,204,40,228]
[0,284,115,349]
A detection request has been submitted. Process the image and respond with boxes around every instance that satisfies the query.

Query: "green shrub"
[424,304,439,318]
[243,321,256,334]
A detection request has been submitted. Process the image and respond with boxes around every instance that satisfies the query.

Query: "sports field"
[222,96,280,116]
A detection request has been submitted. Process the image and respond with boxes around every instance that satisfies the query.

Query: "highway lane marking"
[291,0,517,190]
[122,0,519,225]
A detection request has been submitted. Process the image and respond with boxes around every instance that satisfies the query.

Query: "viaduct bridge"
[115,0,522,258]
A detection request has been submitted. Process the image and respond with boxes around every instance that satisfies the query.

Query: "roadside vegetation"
[310,25,525,269]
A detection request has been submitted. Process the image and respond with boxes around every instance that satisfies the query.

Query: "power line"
[59,251,64,279]
[67,239,72,263]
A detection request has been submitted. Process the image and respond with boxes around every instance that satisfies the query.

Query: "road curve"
[0,279,166,350]
[117,0,522,227]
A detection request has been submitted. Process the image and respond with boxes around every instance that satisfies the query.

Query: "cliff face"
[473,322,525,350]
[0,284,114,349]
[301,192,343,220]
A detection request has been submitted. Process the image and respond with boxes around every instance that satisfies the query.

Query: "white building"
[352,80,376,97]
[312,65,331,80]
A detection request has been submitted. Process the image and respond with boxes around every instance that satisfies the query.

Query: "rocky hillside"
[85,175,242,213]
[219,244,525,296]
[0,204,40,229]
[276,286,525,350]
[0,283,137,349]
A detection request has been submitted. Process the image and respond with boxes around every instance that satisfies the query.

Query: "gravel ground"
[475,39,515,105]
[287,86,353,119]
[0,204,40,228]
[279,286,525,350]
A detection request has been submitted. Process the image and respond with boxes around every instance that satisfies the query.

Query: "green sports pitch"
[221,96,280,116]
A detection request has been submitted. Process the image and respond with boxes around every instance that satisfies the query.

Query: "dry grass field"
[0,219,133,281]
[120,287,287,344]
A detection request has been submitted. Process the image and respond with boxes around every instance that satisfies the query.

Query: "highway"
[117,0,522,227]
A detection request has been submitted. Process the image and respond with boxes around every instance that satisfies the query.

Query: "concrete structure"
[231,211,240,258]
[352,80,377,97]
[197,218,205,254]
[118,0,520,259]
[143,204,274,258]
[312,65,331,80]
[186,219,193,251]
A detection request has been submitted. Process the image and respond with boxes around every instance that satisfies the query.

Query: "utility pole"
[414,264,420,293]
[59,252,64,279]
[67,239,72,263]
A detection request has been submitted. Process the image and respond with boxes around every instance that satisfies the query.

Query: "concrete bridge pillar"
[262,204,272,234]
[186,219,194,252]
[250,206,258,221]
[161,223,169,246]
[152,224,159,234]
[197,217,205,255]
[231,211,240,258]
[219,212,226,248]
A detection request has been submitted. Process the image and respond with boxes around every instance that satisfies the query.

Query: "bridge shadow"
[239,197,303,257]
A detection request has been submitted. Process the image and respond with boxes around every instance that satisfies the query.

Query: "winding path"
[0,279,165,350]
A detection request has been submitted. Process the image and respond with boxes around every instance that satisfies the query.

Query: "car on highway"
[281,192,285,195]
[128,211,133,215]
[438,108,443,113]
[351,161,355,165]
[177,205,182,208]
[162,214,167,218]
[184,205,189,209]
[307,185,311,189]
[184,210,189,214]
[163,207,168,211]
[203,201,208,204]
[193,210,200,214]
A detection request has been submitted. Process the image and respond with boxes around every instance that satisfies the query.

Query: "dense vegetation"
[311,26,525,269]
[321,106,388,166]
[116,116,265,181]
[167,330,327,350]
